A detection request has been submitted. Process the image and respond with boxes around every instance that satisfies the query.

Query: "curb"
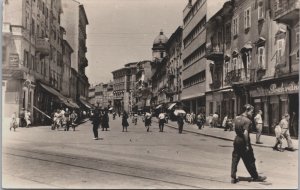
[155,120,298,150]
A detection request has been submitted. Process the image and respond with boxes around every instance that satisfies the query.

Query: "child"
[273,120,284,152]
[10,112,18,131]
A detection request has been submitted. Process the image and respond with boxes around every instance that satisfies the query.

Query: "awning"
[254,37,266,46]
[67,98,80,109]
[155,104,162,109]
[40,83,74,108]
[168,103,177,110]
[241,42,252,52]
[79,98,93,109]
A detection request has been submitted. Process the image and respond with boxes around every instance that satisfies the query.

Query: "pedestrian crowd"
[9,103,297,185]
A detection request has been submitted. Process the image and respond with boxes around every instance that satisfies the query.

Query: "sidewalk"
[158,119,298,150]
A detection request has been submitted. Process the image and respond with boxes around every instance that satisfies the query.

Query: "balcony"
[273,0,300,24]
[206,44,224,61]
[224,70,241,85]
[36,38,50,56]
[209,80,221,90]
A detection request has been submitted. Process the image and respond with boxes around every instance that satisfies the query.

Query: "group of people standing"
[9,108,31,131]
[52,108,78,131]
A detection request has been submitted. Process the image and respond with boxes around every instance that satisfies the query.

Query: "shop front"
[206,88,237,124]
[249,77,298,137]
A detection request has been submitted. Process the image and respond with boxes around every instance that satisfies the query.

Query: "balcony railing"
[273,0,300,23]
[224,69,241,85]
[206,44,224,60]
[36,38,50,55]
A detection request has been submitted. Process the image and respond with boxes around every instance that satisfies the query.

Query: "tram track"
[3,147,256,189]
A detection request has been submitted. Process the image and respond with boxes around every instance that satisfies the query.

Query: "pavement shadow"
[238,176,253,182]
[218,145,232,148]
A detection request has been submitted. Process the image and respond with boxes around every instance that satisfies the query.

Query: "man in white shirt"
[254,110,263,144]
[158,112,166,132]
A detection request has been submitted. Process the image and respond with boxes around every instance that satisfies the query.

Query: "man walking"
[177,115,184,134]
[91,110,101,140]
[280,113,294,151]
[158,112,166,132]
[231,104,266,184]
[254,110,263,144]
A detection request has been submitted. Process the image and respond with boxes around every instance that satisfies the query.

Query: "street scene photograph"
[1,0,299,189]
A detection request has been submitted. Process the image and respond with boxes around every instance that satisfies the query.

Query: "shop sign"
[250,81,299,97]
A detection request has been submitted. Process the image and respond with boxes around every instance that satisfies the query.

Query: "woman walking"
[25,110,31,128]
[177,115,185,134]
[122,111,129,132]
[91,110,101,140]
[102,111,110,131]
[144,112,152,132]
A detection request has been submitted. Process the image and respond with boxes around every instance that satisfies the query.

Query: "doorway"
[289,94,298,138]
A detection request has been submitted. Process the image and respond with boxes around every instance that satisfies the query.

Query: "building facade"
[88,85,96,106]
[134,60,152,112]
[112,63,137,113]
[2,0,68,124]
[181,0,226,114]
[61,0,90,102]
[165,26,183,103]
[150,30,168,109]
[205,1,235,120]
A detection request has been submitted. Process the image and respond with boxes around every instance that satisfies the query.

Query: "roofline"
[79,4,89,25]
[111,67,129,74]
[63,40,74,53]
[166,26,183,48]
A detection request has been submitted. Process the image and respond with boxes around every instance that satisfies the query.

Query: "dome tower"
[152,29,168,61]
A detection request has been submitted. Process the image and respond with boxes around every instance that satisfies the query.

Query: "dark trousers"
[231,136,258,179]
[159,120,165,132]
[93,125,98,138]
[178,123,183,133]
[66,120,71,131]
[20,118,26,127]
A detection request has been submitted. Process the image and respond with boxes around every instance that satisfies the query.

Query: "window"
[225,62,229,75]
[244,8,251,29]
[209,102,213,114]
[225,23,231,43]
[277,39,284,63]
[25,12,29,29]
[31,19,35,36]
[258,1,264,20]
[37,24,39,37]
[233,17,238,36]
[296,33,299,60]
[232,58,237,70]
[258,47,265,69]
[31,54,35,71]
[24,50,29,67]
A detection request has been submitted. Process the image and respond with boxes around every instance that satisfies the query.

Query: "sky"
[78,0,187,85]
